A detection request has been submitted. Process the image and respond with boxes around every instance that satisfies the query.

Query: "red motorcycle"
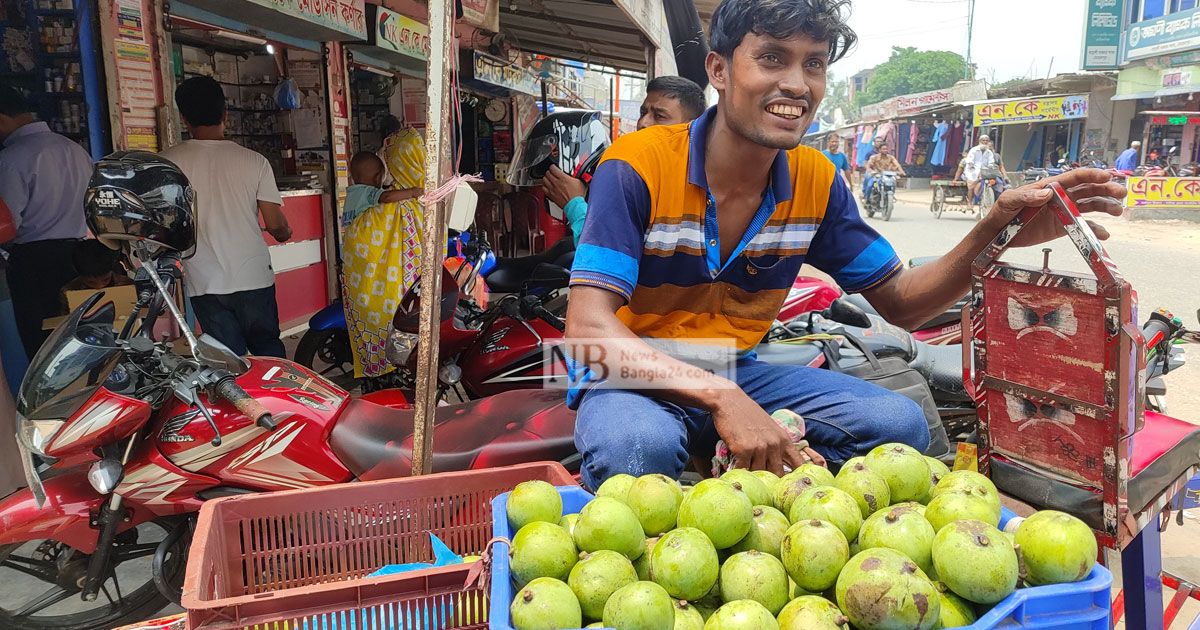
[0,250,577,629]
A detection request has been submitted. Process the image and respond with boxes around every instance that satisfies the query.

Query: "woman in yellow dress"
[341,124,427,386]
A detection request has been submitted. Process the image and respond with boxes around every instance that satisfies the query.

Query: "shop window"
[1179,0,1198,11]
[1141,0,1167,20]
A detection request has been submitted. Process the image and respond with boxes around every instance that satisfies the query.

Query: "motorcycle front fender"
[308,300,346,331]
[0,471,153,553]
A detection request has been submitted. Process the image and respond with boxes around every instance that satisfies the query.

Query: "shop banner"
[860,80,986,121]
[109,0,161,151]
[1125,5,1200,61]
[372,8,429,60]
[973,95,1089,127]
[471,51,540,96]
[1081,0,1123,70]
[460,0,499,33]
[1126,176,1200,208]
[248,0,367,40]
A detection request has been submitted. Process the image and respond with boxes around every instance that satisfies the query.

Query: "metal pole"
[965,0,975,80]
[541,80,549,117]
[610,75,616,139]
[411,0,455,477]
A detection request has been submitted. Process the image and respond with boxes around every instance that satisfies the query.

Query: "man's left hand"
[542,166,587,209]
[984,168,1125,247]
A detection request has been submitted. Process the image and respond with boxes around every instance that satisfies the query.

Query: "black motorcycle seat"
[753,342,826,367]
[909,342,970,401]
[485,238,575,293]
[329,389,577,481]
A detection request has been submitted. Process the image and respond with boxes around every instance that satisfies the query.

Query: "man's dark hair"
[646,76,707,120]
[379,115,403,139]
[0,82,32,117]
[175,76,226,127]
[73,239,120,278]
[709,0,857,63]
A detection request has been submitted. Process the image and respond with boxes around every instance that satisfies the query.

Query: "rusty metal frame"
[963,181,1147,548]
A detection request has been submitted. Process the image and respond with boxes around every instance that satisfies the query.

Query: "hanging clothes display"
[906,123,919,164]
[875,120,898,156]
[856,124,876,167]
[947,122,966,165]
[930,121,949,166]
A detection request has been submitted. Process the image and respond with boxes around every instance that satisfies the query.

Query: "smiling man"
[564,0,1126,489]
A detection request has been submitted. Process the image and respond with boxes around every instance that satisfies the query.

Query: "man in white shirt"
[964,134,998,208]
[161,77,292,357]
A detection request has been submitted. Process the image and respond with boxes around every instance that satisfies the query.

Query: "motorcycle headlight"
[386,329,419,366]
[16,413,64,457]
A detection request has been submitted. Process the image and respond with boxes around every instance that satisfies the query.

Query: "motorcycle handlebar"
[536,306,566,333]
[214,377,277,431]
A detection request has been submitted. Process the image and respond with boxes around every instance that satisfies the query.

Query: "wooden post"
[411,0,455,477]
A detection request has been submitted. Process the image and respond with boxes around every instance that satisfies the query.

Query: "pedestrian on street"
[822,135,853,188]
[1115,140,1140,172]
[161,76,292,358]
[543,75,707,245]
[0,83,93,359]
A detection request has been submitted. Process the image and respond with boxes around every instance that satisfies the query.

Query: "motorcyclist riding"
[862,139,905,206]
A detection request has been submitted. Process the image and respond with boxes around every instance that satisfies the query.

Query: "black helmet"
[508,109,609,187]
[85,151,196,258]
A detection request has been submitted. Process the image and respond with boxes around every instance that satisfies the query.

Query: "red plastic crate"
[183,462,576,629]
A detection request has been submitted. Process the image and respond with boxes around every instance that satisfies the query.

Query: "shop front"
[1126,175,1200,216]
[345,5,428,154]
[0,0,109,158]
[971,94,1091,170]
[1115,65,1200,167]
[164,0,367,328]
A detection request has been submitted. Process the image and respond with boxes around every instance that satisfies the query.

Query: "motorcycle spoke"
[112,542,158,562]
[3,553,56,571]
[99,583,117,606]
[111,570,124,601]
[2,558,56,582]
[13,585,73,617]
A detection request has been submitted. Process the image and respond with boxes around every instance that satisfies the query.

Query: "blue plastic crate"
[488,487,1112,630]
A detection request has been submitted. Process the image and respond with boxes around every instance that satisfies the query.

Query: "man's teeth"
[767,104,805,119]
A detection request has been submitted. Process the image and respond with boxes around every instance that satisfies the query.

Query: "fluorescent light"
[212,30,267,46]
[360,65,394,78]
[266,43,276,55]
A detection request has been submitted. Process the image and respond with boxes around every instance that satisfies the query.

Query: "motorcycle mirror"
[194,334,250,375]
[827,298,873,329]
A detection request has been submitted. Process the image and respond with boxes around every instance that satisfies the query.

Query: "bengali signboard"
[860,80,986,121]
[470,51,540,96]
[1125,6,1200,61]
[370,7,428,60]
[188,0,367,40]
[1126,176,1200,208]
[460,0,499,33]
[1082,0,1123,70]
[973,95,1089,127]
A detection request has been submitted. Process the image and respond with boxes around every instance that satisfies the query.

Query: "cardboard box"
[43,285,140,331]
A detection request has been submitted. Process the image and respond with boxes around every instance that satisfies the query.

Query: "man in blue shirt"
[0,84,93,358]
[1114,141,1140,171]
[822,134,852,187]
[542,76,707,245]
[564,0,1127,487]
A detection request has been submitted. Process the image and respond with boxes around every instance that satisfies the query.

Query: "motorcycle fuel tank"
[157,358,353,491]
[461,315,567,398]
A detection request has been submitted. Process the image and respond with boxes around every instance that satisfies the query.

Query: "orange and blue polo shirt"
[568,106,902,406]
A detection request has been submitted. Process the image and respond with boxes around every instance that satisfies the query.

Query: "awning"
[499,0,662,72]
[177,0,368,42]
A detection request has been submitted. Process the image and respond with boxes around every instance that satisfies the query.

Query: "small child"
[343,152,422,227]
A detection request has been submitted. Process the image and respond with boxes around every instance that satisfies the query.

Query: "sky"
[834,0,1089,85]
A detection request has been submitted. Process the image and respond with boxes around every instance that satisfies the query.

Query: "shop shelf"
[183,462,578,629]
[488,487,1113,630]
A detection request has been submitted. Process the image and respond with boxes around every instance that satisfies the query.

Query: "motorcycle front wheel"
[0,520,185,630]
[979,186,996,219]
[883,192,895,221]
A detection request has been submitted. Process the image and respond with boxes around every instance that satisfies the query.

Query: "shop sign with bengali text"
[373,8,428,60]
[1082,0,1123,70]
[249,0,367,40]
[1126,177,1200,208]
[460,0,499,32]
[973,95,1089,127]
[1125,5,1200,61]
[472,51,540,96]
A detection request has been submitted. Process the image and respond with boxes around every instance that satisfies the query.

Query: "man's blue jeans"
[862,174,878,199]
[573,359,929,490]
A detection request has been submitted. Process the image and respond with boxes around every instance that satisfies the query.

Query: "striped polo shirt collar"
[685,105,795,204]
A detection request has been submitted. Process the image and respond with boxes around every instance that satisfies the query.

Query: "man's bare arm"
[259,201,291,242]
[566,286,816,472]
[862,169,1126,330]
